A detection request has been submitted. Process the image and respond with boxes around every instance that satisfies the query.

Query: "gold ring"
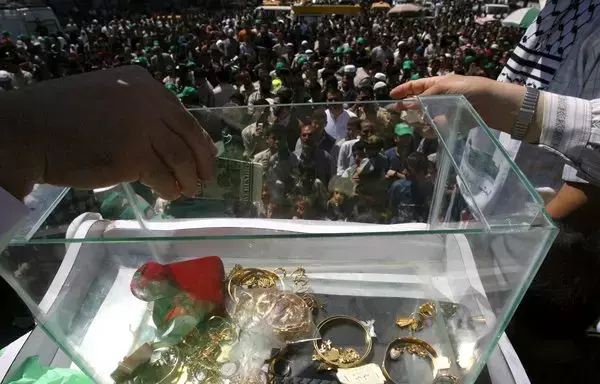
[382,337,437,384]
[419,302,437,318]
[312,315,372,369]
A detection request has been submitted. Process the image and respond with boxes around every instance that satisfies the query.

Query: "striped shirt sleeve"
[540,92,600,186]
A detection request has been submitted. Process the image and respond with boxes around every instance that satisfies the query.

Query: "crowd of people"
[0,1,524,223]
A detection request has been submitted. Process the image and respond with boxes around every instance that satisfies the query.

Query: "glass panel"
[2,99,557,384]
[419,96,545,229]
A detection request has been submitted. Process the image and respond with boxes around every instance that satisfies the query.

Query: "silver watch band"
[511,87,540,141]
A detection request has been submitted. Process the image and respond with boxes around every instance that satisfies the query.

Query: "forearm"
[0,90,44,199]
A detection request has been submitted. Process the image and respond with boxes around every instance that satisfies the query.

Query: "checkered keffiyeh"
[499,0,599,89]
[496,0,600,188]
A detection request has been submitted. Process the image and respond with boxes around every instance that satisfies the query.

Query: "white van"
[483,4,510,16]
[0,6,62,37]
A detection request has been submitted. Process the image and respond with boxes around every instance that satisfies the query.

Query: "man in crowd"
[325,89,357,141]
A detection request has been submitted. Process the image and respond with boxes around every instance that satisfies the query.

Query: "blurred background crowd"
[0,0,531,224]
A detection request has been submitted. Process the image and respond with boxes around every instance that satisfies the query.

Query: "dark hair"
[253,98,270,107]
[352,140,366,154]
[406,152,428,175]
[276,86,293,104]
[326,88,343,99]
[216,66,231,83]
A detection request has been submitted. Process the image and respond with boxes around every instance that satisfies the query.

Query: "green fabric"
[356,37,366,45]
[343,47,353,54]
[335,46,344,54]
[410,73,421,80]
[464,55,476,64]
[402,60,414,70]
[153,40,160,46]
[6,356,93,384]
[297,55,308,65]
[186,60,197,69]
[165,82,178,93]
[484,62,496,70]
[275,62,286,70]
[255,19,261,25]
[177,86,198,100]
[2,31,10,37]
[394,123,414,137]
[502,7,541,28]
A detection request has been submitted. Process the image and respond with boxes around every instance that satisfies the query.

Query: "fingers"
[162,110,216,181]
[139,157,180,200]
[390,77,442,99]
[151,127,199,198]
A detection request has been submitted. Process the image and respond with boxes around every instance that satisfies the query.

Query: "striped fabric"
[496,0,600,188]
[499,0,599,90]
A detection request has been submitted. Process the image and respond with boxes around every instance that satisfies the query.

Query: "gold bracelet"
[382,337,437,384]
[226,266,283,301]
[312,315,373,370]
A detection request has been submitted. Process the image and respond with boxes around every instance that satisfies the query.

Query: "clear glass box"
[1,97,557,384]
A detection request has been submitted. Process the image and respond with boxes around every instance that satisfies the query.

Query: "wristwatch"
[511,87,540,140]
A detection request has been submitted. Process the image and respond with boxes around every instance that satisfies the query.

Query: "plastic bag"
[228,287,319,344]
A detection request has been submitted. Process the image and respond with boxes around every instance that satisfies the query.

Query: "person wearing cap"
[373,81,388,101]
[384,123,416,180]
[282,42,295,63]
[222,28,239,59]
[0,70,12,91]
[353,85,396,147]
[373,72,387,83]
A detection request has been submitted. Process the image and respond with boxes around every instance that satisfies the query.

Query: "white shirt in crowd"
[213,83,237,107]
[325,109,356,141]
[336,138,358,176]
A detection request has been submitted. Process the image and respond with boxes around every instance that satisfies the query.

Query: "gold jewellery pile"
[312,315,373,371]
[225,265,322,311]
[395,301,437,332]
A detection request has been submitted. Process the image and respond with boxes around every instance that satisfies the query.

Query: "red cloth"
[132,256,225,310]
[167,256,225,306]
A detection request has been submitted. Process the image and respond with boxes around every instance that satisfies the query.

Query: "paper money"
[197,157,263,202]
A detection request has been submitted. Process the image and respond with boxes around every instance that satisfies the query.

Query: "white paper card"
[337,363,386,384]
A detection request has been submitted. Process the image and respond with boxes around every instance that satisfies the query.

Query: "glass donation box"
[1,97,557,384]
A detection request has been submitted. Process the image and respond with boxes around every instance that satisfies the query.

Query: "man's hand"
[390,75,530,136]
[385,169,397,179]
[0,66,217,200]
